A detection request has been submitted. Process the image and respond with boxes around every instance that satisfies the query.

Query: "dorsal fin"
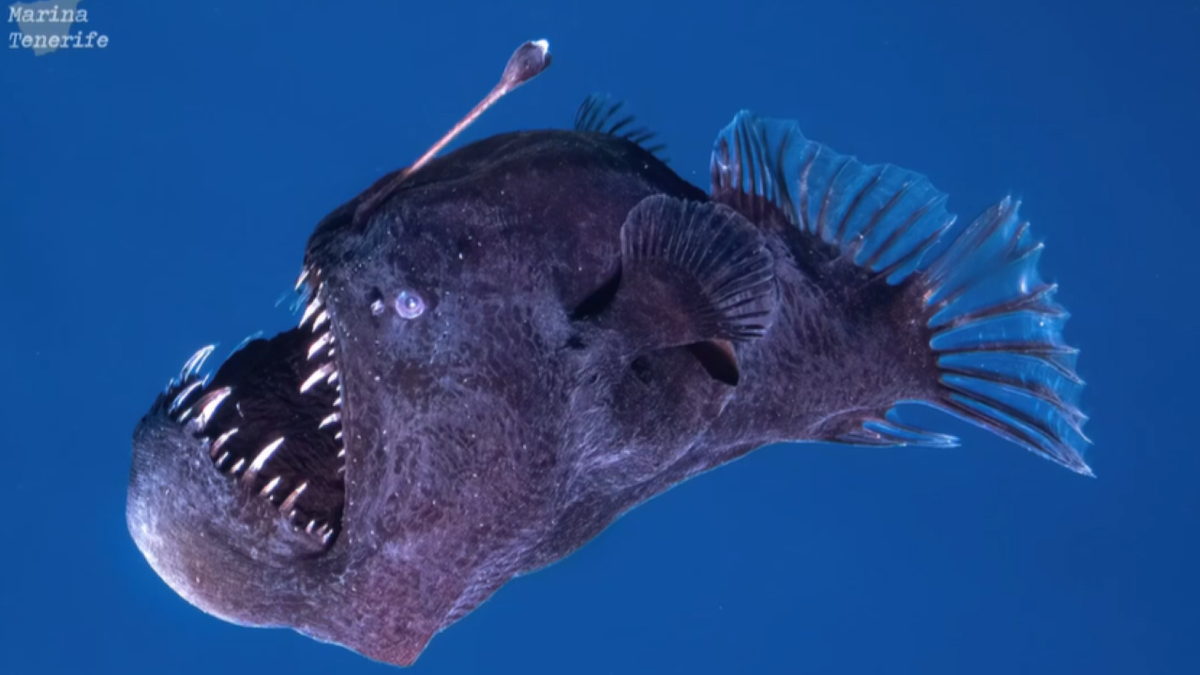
[574,93,668,162]
[710,111,954,284]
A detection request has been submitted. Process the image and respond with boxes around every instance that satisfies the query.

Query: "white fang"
[210,428,239,456]
[300,363,335,393]
[230,458,246,474]
[313,310,330,330]
[295,268,309,291]
[299,297,323,327]
[320,412,340,429]
[308,332,333,360]
[260,475,282,496]
[180,345,216,381]
[244,436,285,481]
[193,387,233,430]
[169,380,204,413]
[280,481,308,513]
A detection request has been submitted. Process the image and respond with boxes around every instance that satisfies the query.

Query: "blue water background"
[2,0,1197,673]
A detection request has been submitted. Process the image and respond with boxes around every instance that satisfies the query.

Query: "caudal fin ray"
[938,353,1085,420]
[916,199,1091,473]
[708,110,1092,474]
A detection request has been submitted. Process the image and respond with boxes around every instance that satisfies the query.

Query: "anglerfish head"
[125,38,769,667]
[125,114,728,664]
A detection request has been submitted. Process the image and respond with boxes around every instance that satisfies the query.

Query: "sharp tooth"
[180,345,216,381]
[259,475,282,496]
[320,412,340,429]
[300,363,336,394]
[243,437,284,482]
[280,481,308,513]
[322,530,334,545]
[228,331,264,357]
[334,430,343,440]
[313,310,330,330]
[193,387,233,430]
[299,297,323,327]
[210,428,239,456]
[328,370,339,384]
[306,520,317,533]
[333,396,342,407]
[169,380,205,414]
[337,448,346,458]
[307,332,334,360]
[295,268,310,291]
[230,458,246,474]
[215,451,230,468]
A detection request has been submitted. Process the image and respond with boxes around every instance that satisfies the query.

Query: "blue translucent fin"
[574,93,668,161]
[831,409,961,448]
[710,111,955,283]
[710,111,1091,475]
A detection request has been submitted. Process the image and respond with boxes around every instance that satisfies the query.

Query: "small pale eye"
[394,290,426,319]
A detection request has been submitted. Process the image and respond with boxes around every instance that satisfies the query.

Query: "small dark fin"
[616,193,776,349]
[709,111,1091,475]
[574,93,668,161]
[610,194,776,387]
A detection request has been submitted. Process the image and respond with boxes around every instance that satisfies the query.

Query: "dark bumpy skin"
[306,130,729,653]
[128,119,1088,666]
[129,131,732,665]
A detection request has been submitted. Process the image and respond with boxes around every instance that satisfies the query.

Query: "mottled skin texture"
[128,130,942,667]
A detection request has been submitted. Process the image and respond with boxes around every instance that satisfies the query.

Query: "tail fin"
[918,197,1091,475]
[709,111,1092,475]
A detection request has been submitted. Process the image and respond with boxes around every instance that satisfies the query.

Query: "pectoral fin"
[608,194,777,384]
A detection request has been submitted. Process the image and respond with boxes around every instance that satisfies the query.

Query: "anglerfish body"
[126,43,1089,668]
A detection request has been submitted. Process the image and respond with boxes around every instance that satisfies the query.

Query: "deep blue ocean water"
[2,0,1197,673]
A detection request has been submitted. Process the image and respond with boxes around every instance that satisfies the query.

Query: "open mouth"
[155,268,346,547]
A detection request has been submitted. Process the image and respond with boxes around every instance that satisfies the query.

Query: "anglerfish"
[126,40,1090,668]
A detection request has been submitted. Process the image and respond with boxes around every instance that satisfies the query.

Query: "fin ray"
[573,94,668,161]
[617,194,777,344]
